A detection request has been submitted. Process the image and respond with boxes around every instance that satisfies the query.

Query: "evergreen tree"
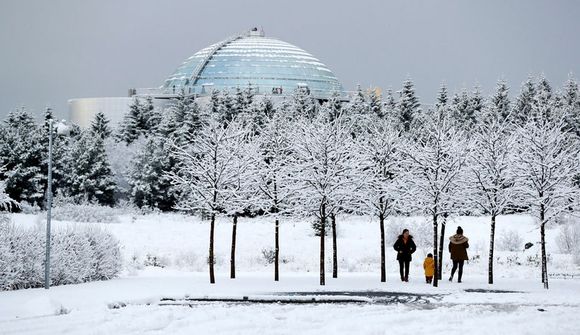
[0,109,46,207]
[491,80,511,122]
[396,79,421,132]
[127,137,175,211]
[346,86,370,116]
[531,76,555,122]
[91,111,112,139]
[68,131,116,205]
[118,97,144,144]
[450,89,475,129]
[369,89,383,119]
[291,87,317,120]
[562,75,580,137]
[435,84,449,109]
[325,91,343,122]
[513,77,536,124]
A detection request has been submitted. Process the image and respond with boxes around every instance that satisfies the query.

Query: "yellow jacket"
[423,257,435,276]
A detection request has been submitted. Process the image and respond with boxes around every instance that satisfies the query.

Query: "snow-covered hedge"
[0,222,122,291]
[50,203,120,223]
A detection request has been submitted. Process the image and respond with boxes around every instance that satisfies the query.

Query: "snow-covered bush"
[50,203,119,223]
[556,220,580,254]
[497,229,524,252]
[0,223,122,291]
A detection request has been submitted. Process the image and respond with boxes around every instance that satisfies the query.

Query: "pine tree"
[127,137,175,211]
[491,80,511,122]
[0,109,46,207]
[396,79,421,132]
[91,111,112,139]
[118,97,143,144]
[291,87,317,120]
[369,89,384,119]
[68,131,116,205]
[513,77,536,124]
[450,89,475,129]
[562,75,580,137]
[531,76,555,122]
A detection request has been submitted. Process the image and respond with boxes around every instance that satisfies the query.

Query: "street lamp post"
[44,120,53,289]
[44,118,70,290]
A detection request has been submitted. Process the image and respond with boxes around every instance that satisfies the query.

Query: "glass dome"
[162,29,344,98]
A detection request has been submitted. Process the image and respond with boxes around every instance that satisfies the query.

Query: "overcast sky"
[1,0,579,120]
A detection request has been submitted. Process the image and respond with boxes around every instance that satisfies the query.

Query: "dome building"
[69,28,345,127]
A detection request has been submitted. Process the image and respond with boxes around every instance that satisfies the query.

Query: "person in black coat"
[393,229,417,282]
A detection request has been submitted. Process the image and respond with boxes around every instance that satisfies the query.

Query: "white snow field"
[1,213,579,334]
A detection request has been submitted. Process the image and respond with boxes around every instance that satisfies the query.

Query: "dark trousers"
[450,260,464,281]
[425,276,433,284]
[398,259,410,281]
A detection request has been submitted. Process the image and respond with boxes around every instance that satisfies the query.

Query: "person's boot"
[449,276,453,282]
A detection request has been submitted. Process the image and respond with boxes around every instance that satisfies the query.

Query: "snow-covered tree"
[401,107,470,287]
[450,89,476,129]
[118,96,159,144]
[250,113,296,281]
[396,79,421,132]
[127,137,175,211]
[513,77,536,124]
[291,87,317,120]
[513,112,580,289]
[355,118,403,282]
[468,103,517,284]
[491,80,511,122]
[221,127,255,279]
[562,75,580,137]
[68,131,116,205]
[289,114,358,284]
[0,167,18,211]
[0,109,46,207]
[368,89,383,119]
[168,118,249,284]
[91,111,112,139]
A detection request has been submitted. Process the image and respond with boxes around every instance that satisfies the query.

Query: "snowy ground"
[1,213,580,334]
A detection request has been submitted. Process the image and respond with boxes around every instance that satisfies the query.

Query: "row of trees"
[159,76,579,289]
[1,76,579,289]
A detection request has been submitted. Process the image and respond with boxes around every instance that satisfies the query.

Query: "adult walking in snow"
[393,229,416,282]
[449,226,469,283]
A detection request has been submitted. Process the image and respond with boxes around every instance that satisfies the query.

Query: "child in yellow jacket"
[423,253,435,284]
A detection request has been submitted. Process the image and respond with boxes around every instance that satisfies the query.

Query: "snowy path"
[1,271,580,334]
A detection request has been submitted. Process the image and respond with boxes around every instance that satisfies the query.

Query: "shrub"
[497,229,524,252]
[0,222,122,291]
[556,221,580,254]
[50,203,119,223]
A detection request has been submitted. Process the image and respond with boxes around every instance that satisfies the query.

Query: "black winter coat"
[393,235,417,261]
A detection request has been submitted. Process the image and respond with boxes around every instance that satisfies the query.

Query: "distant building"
[69,27,345,127]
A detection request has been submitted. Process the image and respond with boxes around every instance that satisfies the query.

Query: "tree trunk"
[379,213,386,283]
[320,202,326,286]
[230,214,237,279]
[432,213,439,287]
[331,213,338,278]
[437,213,447,280]
[488,214,496,284]
[540,203,548,289]
[275,218,280,281]
[209,213,216,284]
